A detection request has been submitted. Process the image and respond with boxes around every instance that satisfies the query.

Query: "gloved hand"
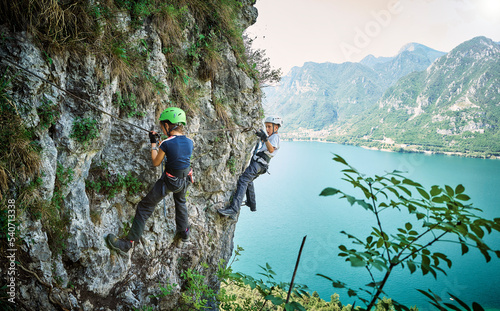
[149,131,158,143]
[255,129,268,142]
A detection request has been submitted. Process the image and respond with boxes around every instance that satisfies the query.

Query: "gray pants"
[127,174,189,242]
[229,160,267,211]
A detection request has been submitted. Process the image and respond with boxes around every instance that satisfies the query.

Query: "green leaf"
[397,185,412,196]
[376,237,384,248]
[480,246,492,263]
[366,236,373,244]
[366,281,383,288]
[405,222,413,230]
[356,199,373,211]
[445,185,454,197]
[455,184,465,194]
[470,224,484,239]
[393,300,412,311]
[244,279,256,289]
[461,241,469,255]
[472,302,485,311]
[432,195,448,203]
[407,260,416,274]
[430,186,442,197]
[403,178,422,187]
[361,187,372,199]
[449,293,471,311]
[416,213,426,220]
[422,254,430,267]
[444,303,463,311]
[391,177,401,185]
[457,224,469,235]
[371,260,386,271]
[333,154,348,165]
[346,195,356,206]
[316,273,333,282]
[417,187,430,200]
[341,168,358,174]
[265,295,284,305]
[285,302,307,311]
[387,187,400,198]
[320,187,340,196]
[456,194,471,201]
[349,256,366,267]
[417,289,441,303]
[421,262,430,275]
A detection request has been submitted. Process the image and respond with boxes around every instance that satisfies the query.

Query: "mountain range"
[263,36,500,157]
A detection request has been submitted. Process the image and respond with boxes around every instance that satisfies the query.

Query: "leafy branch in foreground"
[319,154,500,311]
[418,289,485,311]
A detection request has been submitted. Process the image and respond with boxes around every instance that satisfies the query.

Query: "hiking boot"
[106,234,133,255]
[217,206,237,217]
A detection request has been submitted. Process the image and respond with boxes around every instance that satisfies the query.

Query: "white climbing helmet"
[264,116,283,127]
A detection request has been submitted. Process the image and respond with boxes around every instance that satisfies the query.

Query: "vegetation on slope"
[0,0,259,114]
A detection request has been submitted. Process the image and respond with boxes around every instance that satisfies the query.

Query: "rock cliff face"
[0,1,260,310]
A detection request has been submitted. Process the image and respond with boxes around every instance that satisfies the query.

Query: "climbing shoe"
[217,206,237,217]
[106,234,133,255]
[175,227,190,242]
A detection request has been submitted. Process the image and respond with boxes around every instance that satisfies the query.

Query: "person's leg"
[126,177,167,241]
[172,181,189,241]
[245,180,257,212]
[219,161,262,216]
[245,162,267,211]
[107,177,167,254]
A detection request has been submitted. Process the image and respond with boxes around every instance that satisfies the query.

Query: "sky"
[245,0,500,74]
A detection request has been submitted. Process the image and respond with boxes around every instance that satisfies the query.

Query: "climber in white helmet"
[218,116,282,217]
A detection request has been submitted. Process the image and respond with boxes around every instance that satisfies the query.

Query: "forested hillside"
[330,36,500,157]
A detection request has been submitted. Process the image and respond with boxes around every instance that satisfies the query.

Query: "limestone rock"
[0,1,261,309]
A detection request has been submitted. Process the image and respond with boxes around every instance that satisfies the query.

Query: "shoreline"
[282,138,500,160]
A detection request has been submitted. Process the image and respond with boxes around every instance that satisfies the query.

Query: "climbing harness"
[250,139,271,173]
[254,150,271,165]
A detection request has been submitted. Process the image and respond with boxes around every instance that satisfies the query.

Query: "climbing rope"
[1,57,150,132]
[1,57,257,136]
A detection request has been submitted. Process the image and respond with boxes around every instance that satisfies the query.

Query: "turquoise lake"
[231,141,500,311]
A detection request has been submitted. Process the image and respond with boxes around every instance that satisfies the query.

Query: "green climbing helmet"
[159,107,186,125]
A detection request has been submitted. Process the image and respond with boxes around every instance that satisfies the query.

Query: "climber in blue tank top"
[106,107,193,255]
